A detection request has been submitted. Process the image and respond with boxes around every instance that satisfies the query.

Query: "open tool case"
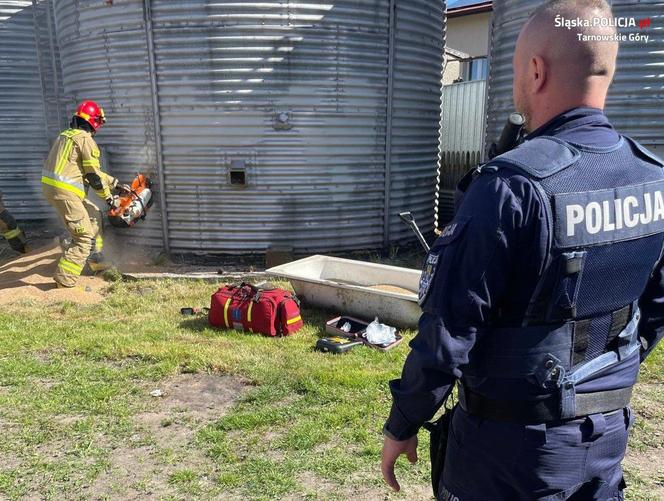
[324,315,404,352]
[315,337,364,354]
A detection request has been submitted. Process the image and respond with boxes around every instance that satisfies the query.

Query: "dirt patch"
[624,381,664,498]
[135,374,247,451]
[81,445,159,500]
[624,448,664,498]
[0,241,106,305]
[292,471,433,501]
[149,373,248,417]
[88,373,247,500]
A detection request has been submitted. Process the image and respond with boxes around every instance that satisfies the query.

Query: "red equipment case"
[209,283,303,337]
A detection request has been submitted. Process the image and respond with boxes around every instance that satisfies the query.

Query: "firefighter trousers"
[0,192,27,253]
[42,185,103,287]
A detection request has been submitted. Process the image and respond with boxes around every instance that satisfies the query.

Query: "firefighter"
[42,100,119,288]
[0,191,27,254]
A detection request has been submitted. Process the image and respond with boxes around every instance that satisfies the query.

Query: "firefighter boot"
[7,230,27,254]
[0,209,27,254]
[87,252,113,273]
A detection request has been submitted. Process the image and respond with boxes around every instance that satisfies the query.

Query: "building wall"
[442,11,491,85]
[446,11,491,57]
[443,59,462,85]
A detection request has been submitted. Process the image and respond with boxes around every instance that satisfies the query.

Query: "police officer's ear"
[530,55,548,94]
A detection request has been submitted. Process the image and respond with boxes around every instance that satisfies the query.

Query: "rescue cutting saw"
[107,173,154,228]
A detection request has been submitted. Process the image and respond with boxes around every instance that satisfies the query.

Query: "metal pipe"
[142,0,170,255]
[399,212,430,252]
[383,0,396,249]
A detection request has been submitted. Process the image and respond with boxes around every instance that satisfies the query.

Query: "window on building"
[464,57,488,81]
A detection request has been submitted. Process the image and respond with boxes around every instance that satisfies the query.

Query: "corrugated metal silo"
[32,0,66,142]
[53,0,445,253]
[486,0,664,157]
[0,0,56,220]
[386,0,447,243]
[606,0,664,154]
[53,0,164,245]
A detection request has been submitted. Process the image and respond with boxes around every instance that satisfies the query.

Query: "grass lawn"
[0,278,661,500]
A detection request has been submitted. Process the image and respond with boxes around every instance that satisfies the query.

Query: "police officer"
[0,191,27,254]
[381,1,664,499]
[42,101,119,288]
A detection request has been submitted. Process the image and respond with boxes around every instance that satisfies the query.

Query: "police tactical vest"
[461,135,664,421]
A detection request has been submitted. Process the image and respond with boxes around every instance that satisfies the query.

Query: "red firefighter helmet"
[74,100,106,131]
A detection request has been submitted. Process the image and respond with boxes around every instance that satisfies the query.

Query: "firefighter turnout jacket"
[41,128,117,201]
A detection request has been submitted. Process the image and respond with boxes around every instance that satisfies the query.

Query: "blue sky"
[447,0,490,9]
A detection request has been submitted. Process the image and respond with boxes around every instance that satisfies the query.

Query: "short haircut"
[525,0,617,78]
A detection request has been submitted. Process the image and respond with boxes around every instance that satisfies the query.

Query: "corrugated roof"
[447,0,491,10]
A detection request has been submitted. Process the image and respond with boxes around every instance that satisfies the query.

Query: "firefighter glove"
[106,195,121,209]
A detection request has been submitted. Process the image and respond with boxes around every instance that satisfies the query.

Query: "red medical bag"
[208,283,303,337]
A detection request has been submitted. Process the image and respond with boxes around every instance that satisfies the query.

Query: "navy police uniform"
[384,108,664,500]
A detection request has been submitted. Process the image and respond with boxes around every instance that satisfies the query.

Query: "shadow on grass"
[179,316,212,332]
[176,304,337,338]
[300,306,346,337]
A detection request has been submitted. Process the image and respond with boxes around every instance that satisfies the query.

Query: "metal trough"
[266,255,422,328]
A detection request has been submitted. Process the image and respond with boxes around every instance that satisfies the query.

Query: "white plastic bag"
[364,317,397,345]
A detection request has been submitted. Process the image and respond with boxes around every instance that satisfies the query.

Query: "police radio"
[489,112,526,160]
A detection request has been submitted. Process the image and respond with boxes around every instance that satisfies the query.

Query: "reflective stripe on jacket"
[42,128,116,199]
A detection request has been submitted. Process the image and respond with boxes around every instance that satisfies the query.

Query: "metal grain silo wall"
[387,0,445,243]
[608,0,664,154]
[0,0,53,220]
[54,0,444,253]
[486,1,664,156]
[152,0,444,252]
[149,0,389,252]
[484,0,531,153]
[52,0,164,245]
[32,0,66,142]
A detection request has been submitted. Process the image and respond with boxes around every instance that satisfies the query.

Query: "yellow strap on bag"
[223,297,232,328]
[286,315,302,325]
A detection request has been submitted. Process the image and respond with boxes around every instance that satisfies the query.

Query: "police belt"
[459,385,633,424]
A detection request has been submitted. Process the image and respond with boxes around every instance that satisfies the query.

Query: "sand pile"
[0,241,106,305]
[369,284,416,295]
